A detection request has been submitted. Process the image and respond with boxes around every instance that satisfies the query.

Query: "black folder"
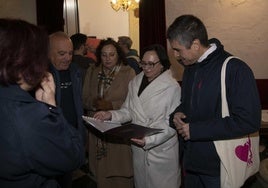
[83,116,163,140]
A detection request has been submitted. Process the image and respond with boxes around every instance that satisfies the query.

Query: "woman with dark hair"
[95,38,128,67]
[82,38,135,188]
[94,44,182,188]
[83,38,135,112]
[0,18,85,188]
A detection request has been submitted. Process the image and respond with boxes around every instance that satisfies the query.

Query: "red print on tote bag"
[235,136,253,165]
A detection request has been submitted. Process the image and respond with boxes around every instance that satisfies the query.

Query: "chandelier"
[110,0,140,12]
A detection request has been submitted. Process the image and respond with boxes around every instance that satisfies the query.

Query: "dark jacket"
[126,49,142,74]
[49,63,86,142]
[0,85,85,188]
[170,38,261,176]
[72,54,95,84]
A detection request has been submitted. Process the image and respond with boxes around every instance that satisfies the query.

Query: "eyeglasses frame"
[139,61,160,69]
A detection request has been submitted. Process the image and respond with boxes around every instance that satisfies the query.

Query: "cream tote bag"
[213,56,260,188]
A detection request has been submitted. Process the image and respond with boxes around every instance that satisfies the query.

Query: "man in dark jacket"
[70,33,95,84]
[167,15,261,188]
[118,36,141,74]
[49,31,86,188]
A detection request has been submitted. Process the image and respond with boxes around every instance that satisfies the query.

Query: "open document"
[82,116,163,139]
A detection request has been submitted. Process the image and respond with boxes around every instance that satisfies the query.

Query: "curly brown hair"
[95,38,128,67]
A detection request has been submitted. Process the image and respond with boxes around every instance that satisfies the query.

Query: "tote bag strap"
[221,56,238,117]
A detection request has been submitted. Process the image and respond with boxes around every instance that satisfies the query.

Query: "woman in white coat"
[94,44,181,188]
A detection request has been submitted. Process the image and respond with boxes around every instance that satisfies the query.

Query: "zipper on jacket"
[190,68,198,113]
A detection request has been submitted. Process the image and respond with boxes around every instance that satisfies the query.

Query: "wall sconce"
[110,0,140,12]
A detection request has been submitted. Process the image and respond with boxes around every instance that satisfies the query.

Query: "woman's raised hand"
[35,72,56,106]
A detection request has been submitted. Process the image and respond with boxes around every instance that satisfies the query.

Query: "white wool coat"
[110,70,181,188]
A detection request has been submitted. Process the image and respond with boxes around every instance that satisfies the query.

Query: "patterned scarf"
[97,64,121,98]
[96,64,121,159]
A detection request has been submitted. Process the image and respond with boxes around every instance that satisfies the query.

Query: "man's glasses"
[139,61,160,69]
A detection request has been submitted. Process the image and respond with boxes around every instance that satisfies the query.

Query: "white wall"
[78,0,129,40]
[166,0,268,79]
[0,0,36,24]
[0,0,267,79]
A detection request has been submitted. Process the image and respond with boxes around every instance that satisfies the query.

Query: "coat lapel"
[129,70,173,123]
[139,70,172,102]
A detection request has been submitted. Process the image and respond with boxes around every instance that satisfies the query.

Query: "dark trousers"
[184,171,220,188]
[57,172,73,188]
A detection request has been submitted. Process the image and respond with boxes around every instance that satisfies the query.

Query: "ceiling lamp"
[110,0,140,12]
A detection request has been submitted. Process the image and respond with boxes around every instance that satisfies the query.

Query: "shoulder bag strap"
[221,56,238,117]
